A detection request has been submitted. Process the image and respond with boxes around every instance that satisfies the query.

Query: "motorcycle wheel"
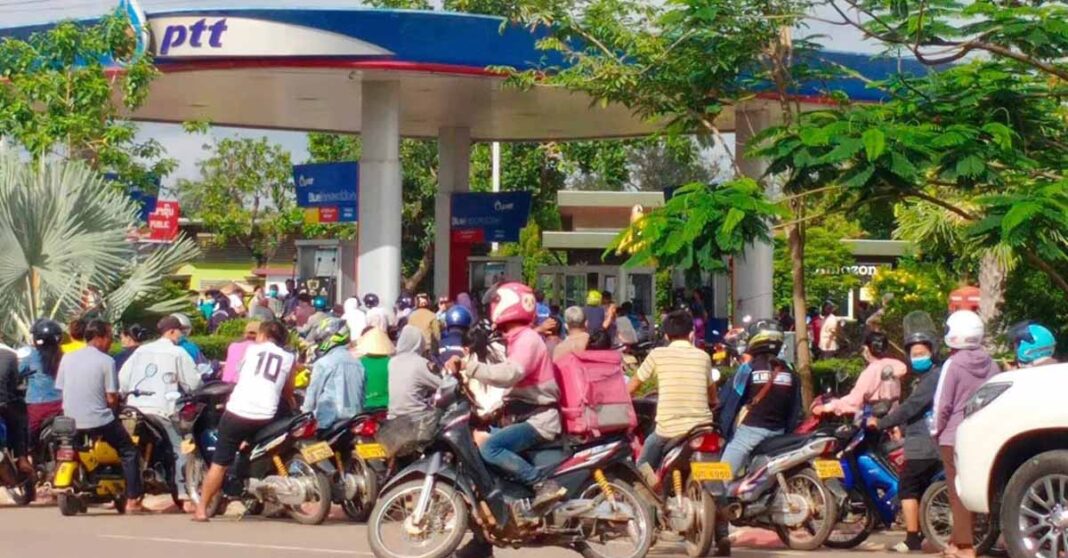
[368,478,468,558]
[284,454,332,525]
[824,490,875,549]
[184,457,225,517]
[341,457,378,522]
[772,468,839,551]
[57,493,80,516]
[920,480,1000,555]
[576,477,656,558]
[683,479,716,558]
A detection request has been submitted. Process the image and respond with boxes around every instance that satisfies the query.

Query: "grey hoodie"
[387,325,442,419]
[932,348,1000,447]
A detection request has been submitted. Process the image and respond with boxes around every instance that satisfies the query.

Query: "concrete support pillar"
[733,103,775,320]
[358,81,402,307]
[434,127,472,299]
[712,269,729,318]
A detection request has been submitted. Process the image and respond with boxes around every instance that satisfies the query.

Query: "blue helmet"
[313,295,329,310]
[1009,321,1056,364]
[444,305,473,329]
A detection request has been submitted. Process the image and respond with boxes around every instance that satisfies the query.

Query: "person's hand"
[444,355,463,376]
[866,417,879,430]
[813,404,827,416]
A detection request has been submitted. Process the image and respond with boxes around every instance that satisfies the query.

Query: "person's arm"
[282,364,298,412]
[466,359,524,389]
[932,360,955,438]
[824,363,879,415]
[603,305,617,330]
[301,362,326,414]
[178,352,203,393]
[105,359,119,409]
[878,371,936,431]
[117,357,133,394]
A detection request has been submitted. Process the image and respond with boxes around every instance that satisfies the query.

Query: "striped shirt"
[635,340,714,437]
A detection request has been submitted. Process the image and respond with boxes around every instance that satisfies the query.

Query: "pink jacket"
[826,358,907,415]
[222,340,254,384]
[468,326,561,438]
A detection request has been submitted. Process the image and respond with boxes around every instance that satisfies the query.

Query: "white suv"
[955,363,1068,557]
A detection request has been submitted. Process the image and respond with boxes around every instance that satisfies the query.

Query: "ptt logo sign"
[158,18,228,56]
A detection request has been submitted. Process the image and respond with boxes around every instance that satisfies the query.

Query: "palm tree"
[0,148,199,343]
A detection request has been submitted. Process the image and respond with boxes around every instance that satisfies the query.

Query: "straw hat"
[356,327,394,356]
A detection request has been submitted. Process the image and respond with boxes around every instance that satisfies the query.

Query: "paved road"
[0,496,909,558]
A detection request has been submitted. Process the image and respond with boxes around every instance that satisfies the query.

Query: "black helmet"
[904,330,935,351]
[396,292,414,311]
[363,293,379,309]
[31,319,63,347]
[865,331,890,358]
[746,319,784,356]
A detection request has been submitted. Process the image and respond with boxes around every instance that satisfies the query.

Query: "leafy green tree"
[177,136,306,268]
[773,222,861,313]
[0,10,173,191]
[0,148,199,343]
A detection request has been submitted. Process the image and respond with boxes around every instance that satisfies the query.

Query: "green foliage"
[0,10,173,190]
[612,179,785,278]
[186,336,233,361]
[0,149,199,343]
[773,222,862,311]
[1000,262,1068,353]
[120,279,197,328]
[868,260,956,346]
[212,318,252,340]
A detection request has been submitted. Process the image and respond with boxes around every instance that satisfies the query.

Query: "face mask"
[911,356,933,373]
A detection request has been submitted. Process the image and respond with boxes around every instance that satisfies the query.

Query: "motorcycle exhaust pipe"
[725,502,743,520]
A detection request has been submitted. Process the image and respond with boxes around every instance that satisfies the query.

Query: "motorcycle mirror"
[710,368,722,383]
[741,315,752,324]
[164,391,181,402]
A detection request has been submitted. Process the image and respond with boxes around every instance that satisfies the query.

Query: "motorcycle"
[366,373,656,558]
[316,409,389,522]
[921,472,1002,556]
[176,380,233,514]
[219,412,333,524]
[51,390,171,515]
[0,406,35,505]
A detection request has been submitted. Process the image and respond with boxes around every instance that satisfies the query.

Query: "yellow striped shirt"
[635,340,714,437]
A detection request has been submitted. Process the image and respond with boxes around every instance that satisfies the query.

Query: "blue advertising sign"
[105,172,159,222]
[451,191,533,243]
[293,162,358,222]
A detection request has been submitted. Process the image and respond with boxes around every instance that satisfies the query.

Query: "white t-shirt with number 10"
[227,341,296,420]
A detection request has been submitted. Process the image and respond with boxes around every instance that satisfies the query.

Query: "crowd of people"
[0,276,1061,558]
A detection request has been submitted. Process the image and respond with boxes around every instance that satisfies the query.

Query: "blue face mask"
[911,356,934,373]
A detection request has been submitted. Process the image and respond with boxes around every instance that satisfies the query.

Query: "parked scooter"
[316,409,389,522]
[366,373,656,558]
[176,380,233,513]
[0,407,35,505]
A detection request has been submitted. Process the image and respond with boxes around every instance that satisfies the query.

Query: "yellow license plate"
[690,462,733,481]
[180,439,196,455]
[355,443,388,460]
[300,442,333,464]
[814,459,845,479]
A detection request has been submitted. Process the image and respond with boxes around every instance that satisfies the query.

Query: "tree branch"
[1023,249,1068,297]
[906,191,978,221]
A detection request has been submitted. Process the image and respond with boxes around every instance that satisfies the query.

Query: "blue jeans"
[638,432,674,469]
[480,423,544,486]
[721,424,784,477]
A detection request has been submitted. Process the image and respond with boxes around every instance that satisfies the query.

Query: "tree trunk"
[788,206,814,410]
[403,242,434,292]
[978,252,1005,327]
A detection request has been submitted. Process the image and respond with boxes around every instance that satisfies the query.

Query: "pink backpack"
[554,350,637,437]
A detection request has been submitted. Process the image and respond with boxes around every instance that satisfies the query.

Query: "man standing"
[193,321,296,522]
[118,316,203,511]
[266,284,284,317]
[282,279,300,317]
[818,301,841,359]
[553,306,590,362]
[56,319,143,513]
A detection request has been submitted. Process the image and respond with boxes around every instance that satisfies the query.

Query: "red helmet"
[489,282,536,327]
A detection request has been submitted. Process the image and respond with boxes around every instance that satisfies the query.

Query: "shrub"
[188,335,234,361]
[212,319,251,340]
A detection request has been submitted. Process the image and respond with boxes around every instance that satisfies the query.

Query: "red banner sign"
[146,200,180,242]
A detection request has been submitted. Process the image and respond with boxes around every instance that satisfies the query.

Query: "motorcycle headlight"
[964,382,1012,418]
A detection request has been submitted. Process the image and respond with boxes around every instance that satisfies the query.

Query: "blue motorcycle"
[824,412,899,549]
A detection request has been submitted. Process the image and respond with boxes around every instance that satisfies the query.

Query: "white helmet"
[944,310,984,350]
[170,312,193,335]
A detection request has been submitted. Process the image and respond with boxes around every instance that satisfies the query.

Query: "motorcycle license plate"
[690,462,733,481]
[814,459,845,479]
[354,443,387,460]
[300,442,334,464]
[180,439,196,455]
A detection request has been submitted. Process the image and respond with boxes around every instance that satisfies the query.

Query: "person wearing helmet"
[364,293,396,333]
[437,305,474,365]
[302,319,366,431]
[20,319,65,442]
[298,296,332,338]
[866,321,943,553]
[1008,321,1057,368]
[446,282,566,516]
[933,311,999,558]
[583,289,615,341]
[341,297,367,344]
[814,331,906,417]
[718,319,801,476]
[395,292,415,325]
[171,312,207,364]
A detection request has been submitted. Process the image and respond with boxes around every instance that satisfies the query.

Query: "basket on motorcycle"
[377,410,441,459]
[52,416,77,437]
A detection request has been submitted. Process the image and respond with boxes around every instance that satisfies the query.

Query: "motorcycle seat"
[250,416,297,445]
[321,418,355,440]
[752,433,811,457]
[194,381,235,400]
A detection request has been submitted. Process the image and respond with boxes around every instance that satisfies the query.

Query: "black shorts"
[900,458,941,500]
[212,412,271,467]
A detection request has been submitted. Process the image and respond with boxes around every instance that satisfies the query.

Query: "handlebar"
[124,390,156,398]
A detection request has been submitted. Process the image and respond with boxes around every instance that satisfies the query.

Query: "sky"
[1,0,879,191]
